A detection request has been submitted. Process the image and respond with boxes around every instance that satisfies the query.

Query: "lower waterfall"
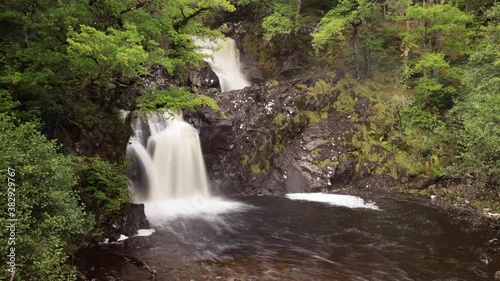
[127,36,251,223]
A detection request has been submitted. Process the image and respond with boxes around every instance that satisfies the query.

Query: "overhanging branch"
[173,7,209,31]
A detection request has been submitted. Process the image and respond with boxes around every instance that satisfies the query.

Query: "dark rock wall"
[186,75,396,196]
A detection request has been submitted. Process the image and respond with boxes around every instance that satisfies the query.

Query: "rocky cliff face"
[185,67,396,196]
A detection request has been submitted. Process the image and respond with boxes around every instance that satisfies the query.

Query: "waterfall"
[149,114,210,199]
[193,37,251,92]
[126,37,251,223]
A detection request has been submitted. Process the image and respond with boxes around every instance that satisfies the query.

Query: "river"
[77,193,498,280]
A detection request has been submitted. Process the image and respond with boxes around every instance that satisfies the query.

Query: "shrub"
[0,113,92,280]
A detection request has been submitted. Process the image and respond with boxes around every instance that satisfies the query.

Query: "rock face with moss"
[186,73,397,195]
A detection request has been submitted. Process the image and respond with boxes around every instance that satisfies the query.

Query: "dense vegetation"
[0,0,232,279]
[0,0,498,279]
[239,0,499,199]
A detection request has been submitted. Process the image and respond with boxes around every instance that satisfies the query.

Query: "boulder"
[189,64,219,88]
[118,203,150,237]
[124,236,153,249]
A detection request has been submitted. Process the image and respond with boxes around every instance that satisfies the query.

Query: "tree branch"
[93,0,150,26]
[173,7,209,31]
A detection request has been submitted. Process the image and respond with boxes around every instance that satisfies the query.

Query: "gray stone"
[189,65,219,88]
[285,167,308,193]
[298,160,324,176]
[118,203,150,237]
[303,139,328,151]
[124,236,153,249]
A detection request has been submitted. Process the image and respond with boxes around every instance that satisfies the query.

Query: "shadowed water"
[78,195,498,281]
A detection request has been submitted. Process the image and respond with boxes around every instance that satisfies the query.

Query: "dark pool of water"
[77,195,499,280]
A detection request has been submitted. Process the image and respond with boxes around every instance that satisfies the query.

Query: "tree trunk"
[433,30,442,82]
[403,19,410,62]
[465,0,472,13]
[423,21,429,77]
[296,0,302,16]
[352,22,361,80]
[364,52,372,78]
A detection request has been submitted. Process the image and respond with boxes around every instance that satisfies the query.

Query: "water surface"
[79,194,497,280]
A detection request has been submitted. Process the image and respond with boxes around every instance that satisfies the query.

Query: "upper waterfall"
[194,37,251,92]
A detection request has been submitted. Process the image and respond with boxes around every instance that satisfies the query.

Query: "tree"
[312,0,381,79]
[451,2,500,189]
[0,114,93,280]
[0,0,234,155]
[400,2,472,110]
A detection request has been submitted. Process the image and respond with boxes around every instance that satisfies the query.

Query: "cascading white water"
[127,37,251,223]
[193,37,251,92]
[149,114,210,199]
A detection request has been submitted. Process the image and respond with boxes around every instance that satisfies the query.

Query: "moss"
[241,154,250,166]
[300,110,327,126]
[307,79,334,97]
[318,159,338,169]
[334,90,357,113]
[311,148,322,156]
[250,164,261,174]
[294,83,308,90]
[272,113,286,127]
[267,79,280,88]
[273,143,285,154]
[407,188,428,196]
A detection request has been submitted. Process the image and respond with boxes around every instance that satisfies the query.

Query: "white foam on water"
[136,229,156,237]
[286,193,380,210]
[117,235,129,242]
[144,196,250,224]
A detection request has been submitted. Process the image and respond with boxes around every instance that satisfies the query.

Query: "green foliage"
[72,157,129,233]
[451,2,500,185]
[318,159,338,170]
[307,79,335,97]
[0,114,93,280]
[401,3,472,110]
[334,90,357,113]
[67,25,149,80]
[402,4,472,57]
[312,0,379,52]
[312,0,381,78]
[0,90,19,114]
[0,0,235,148]
[262,4,298,41]
[137,87,218,113]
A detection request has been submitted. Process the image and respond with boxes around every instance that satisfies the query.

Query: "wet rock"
[117,203,150,237]
[240,52,263,83]
[124,236,152,249]
[189,79,397,195]
[285,166,308,193]
[303,139,328,151]
[189,64,219,88]
[400,175,411,184]
[330,158,356,187]
[409,178,433,190]
[428,184,447,197]
[282,54,302,75]
[479,252,491,264]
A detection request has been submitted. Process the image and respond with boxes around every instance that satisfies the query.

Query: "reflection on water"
[78,195,498,281]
